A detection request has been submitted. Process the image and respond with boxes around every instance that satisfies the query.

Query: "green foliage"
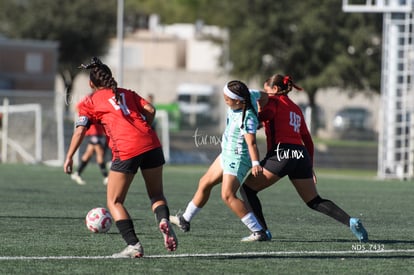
[0,0,382,109]
[123,0,382,134]
[0,0,117,94]
[124,0,382,99]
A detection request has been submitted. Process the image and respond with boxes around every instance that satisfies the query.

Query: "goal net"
[0,90,63,164]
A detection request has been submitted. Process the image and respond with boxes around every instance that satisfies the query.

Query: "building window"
[25,53,43,73]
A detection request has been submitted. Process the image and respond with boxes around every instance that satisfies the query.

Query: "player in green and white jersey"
[171,80,271,241]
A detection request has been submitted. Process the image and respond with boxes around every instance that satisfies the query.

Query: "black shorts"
[261,143,313,180]
[87,135,106,147]
[110,147,165,174]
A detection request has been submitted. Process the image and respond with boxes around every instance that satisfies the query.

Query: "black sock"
[306,196,351,226]
[115,219,139,245]
[154,204,170,224]
[77,160,88,174]
[241,184,268,230]
[98,162,108,177]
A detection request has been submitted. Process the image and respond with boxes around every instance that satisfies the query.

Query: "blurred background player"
[64,57,177,258]
[241,74,368,242]
[71,122,108,185]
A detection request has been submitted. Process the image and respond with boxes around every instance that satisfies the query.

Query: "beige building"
[0,37,58,91]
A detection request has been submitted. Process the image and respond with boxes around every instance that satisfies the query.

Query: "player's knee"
[150,195,166,206]
[306,195,323,210]
[220,191,234,205]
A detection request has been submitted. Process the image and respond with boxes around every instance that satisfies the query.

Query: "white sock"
[241,212,263,232]
[182,200,201,222]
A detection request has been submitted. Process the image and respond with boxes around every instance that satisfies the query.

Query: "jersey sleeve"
[249,89,262,113]
[75,95,95,128]
[242,111,259,135]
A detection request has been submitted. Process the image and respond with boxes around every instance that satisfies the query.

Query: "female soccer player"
[171,80,270,241]
[240,74,368,242]
[70,122,108,185]
[64,57,177,258]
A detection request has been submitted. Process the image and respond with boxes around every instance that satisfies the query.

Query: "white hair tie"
[223,83,244,101]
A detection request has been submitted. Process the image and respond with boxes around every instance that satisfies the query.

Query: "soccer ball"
[85,207,112,233]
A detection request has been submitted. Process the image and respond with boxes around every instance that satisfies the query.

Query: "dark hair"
[265,74,302,95]
[79,57,120,103]
[226,80,257,129]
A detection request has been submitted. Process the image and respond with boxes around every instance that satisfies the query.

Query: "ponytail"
[79,57,120,103]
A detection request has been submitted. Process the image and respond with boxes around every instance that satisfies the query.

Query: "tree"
[126,0,382,133]
[0,0,117,104]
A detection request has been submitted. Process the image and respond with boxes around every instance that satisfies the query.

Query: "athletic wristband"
[252,160,260,167]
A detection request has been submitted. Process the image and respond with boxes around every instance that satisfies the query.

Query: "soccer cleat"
[169,215,190,232]
[265,229,272,241]
[70,172,86,185]
[159,218,178,251]
[112,242,144,258]
[241,230,269,242]
[350,218,368,243]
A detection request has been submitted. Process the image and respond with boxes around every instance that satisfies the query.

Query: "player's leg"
[292,178,368,242]
[79,143,94,172]
[170,155,222,232]
[107,170,143,258]
[71,144,94,185]
[142,164,177,252]
[140,148,177,252]
[221,174,267,242]
[241,168,280,232]
[94,143,108,184]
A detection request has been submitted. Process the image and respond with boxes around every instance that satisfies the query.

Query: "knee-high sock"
[77,160,88,175]
[306,195,351,226]
[241,184,268,230]
[154,204,170,223]
[98,162,108,177]
[116,219,139,245]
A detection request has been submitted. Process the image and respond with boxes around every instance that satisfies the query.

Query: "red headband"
[283,75,303,91]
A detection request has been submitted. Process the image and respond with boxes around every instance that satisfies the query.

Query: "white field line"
[0,249,413,260]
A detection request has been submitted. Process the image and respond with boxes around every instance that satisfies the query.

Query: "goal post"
[155,109,170,163]
[0,98,42,163]
[343,0,414,180]
[343,0,412,13]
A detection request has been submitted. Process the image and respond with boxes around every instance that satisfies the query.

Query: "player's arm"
[244,132,262,177]
[257,91,268,111]
[141,103,156,126]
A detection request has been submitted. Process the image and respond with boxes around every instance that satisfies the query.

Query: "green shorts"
[220,154,251,184]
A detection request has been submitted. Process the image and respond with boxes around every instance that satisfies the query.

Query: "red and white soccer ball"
[85,207,112,233]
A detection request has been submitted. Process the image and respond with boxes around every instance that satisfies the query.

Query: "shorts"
[110,147,165,174]
[262,143,313,180]
[221,154,251,184]
[87,135,106,147]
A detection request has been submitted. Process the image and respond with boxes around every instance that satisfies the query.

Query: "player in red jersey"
[70,122,108,185]
[241,74,368,242]
[64,57,177,258]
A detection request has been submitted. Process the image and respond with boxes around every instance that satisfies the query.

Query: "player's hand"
[64,158,73,174]
[251,164,263,177]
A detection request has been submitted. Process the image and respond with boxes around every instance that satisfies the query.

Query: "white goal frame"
[343,0,414,180]
[0,98,42,163]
